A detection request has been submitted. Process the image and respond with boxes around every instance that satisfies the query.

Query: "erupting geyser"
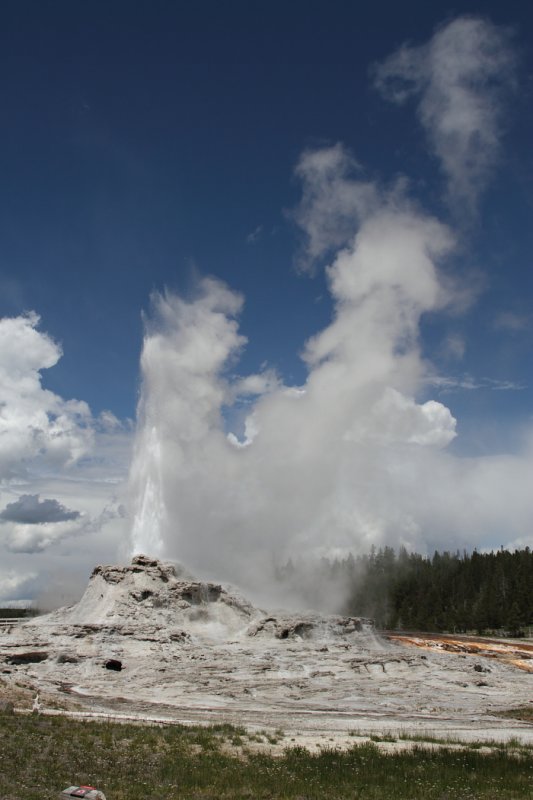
[125,235,462,611]
[123,17,530,607]
[129,425,166,558]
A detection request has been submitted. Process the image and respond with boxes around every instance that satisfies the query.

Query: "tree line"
[279,546,533,636]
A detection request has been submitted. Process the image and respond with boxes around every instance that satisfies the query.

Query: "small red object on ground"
[60,786,106,799]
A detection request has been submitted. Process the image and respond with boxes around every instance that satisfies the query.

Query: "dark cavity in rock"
[6,651,48,665]
[104,659,123,671]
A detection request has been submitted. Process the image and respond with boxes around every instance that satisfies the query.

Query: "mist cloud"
[373,16,516,210]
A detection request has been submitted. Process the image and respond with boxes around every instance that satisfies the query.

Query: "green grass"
[1,713,533,799]
[495,706,533,724]
[355,728,533,754]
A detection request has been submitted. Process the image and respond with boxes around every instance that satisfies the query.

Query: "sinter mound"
[28,554,373,642]
[1,555,531,747]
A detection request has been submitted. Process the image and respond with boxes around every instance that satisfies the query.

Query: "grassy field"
[1,712,533,800]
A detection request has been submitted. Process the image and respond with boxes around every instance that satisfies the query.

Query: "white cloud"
[97,410,124,432]
[494,311,530,332]
[0,495,126,554]
[373,16,516,210]
[2,518,86,553]
[0,313,132,599]
[0,570,36,603]
[367,388,456,448]
[430,375,525,392]
[442,333,466,360]
[0,312,93,478]
[246,225,263,244]
[231,369,281,399]
[0,466,130,599]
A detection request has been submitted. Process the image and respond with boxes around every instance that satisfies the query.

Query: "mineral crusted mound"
[248,613,371,640]
[25,554,373,643]
[30,554,261,641]
[2,555,530,745]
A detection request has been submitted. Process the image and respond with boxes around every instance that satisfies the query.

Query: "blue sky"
[2,1,531,425]
[0,1,532,605]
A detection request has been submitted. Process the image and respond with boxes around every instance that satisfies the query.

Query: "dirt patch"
[0,676,80,711]
[494,707,533,724]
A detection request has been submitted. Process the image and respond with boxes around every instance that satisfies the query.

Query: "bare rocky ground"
[1,555,532,751]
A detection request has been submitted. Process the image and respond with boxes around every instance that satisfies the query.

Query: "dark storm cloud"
[0,494,81,525]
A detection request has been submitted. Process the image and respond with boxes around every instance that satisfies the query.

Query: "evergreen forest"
[279,547,533,636]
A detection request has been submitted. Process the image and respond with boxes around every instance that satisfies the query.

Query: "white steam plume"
[127,18,532,610]
[292,144,379,270]
[129,279,246,557]
[128,201,533,608]
[127,176,517,609]
[373,16,516,210]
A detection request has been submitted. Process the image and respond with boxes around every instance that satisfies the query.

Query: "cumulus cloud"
[0,494,85,554]
[373,16,516,210]
[0,495,126,554]
[97,410,125,432]
[0,494,81,524]
[2,520,84,554]
[0,312,130,572]
[0,312,94,477]
[0,570,36,603]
